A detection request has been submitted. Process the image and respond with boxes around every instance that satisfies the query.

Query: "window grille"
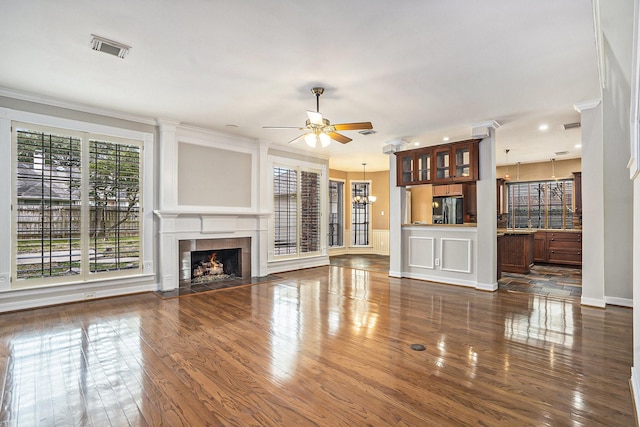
[272,166,322,257]
[88,139,141,273]
[507,179,574,229]
[328,180,344,247]
[351,182,370,245]
[300,171,320,253]
[273,167,297,256]
[16,129,82,279]
[14,126,142,282]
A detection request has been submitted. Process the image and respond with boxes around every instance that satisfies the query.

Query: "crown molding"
[0,86,158,126]
[574,99,601,112]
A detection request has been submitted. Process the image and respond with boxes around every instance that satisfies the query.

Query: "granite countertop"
[402,223,478,227]
[497,229,537,235]
[497,228,582,235]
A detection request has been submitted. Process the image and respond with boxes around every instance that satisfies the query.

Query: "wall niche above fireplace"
[179,237,251,287]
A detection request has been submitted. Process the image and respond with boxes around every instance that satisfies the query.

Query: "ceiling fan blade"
[333,122,373,131]
[328,132,352,144]
[287,134,305,144]
[307,110,324,126]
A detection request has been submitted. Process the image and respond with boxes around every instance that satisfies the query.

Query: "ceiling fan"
[263,87,373,147]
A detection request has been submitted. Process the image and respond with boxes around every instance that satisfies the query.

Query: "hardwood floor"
[0,266,633,426]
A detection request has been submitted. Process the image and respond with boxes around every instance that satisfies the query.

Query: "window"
[351,182,370,245]
[14,124,143,284]
[273,166,321,257]
[328,180,344,247]
[506,179,574,229]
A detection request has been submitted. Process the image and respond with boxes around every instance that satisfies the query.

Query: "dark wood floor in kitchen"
[499,264,582,299]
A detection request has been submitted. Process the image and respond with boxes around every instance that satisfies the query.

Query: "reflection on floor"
[498,264,582,300]
[330,254,582,300]
[329,254,390,273]
[155,275,283,298]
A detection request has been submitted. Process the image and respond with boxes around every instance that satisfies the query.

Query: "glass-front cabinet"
[455,144,472,178]
[395,139,479,186]
[433,146,451,181]
[396,151,415,186]
[416,150,432,182]
[396,147,432,186]
[431,140,479,184]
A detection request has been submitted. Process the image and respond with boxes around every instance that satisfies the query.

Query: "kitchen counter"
[498,228,537,235]
[403,223,478,227]
[499,232,534,274]
[498,228,582,234]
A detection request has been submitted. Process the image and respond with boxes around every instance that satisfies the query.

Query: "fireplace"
[179,237,251,287]
[191,248,241,283]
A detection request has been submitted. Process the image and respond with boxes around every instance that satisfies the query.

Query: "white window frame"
[329,179,345,248]
[350,179,373,247]
[268,156,326,261]
[0,108,154,291]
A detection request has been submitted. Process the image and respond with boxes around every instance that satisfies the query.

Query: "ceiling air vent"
[563,122,581,130]
[90,34,131,59]
[555,151,569,156]
[358,129,377,135]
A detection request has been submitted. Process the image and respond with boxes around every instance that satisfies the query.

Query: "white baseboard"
[267,255,330,275]
[475,281,498,291]
[0,280,156,313]
[402,272,477,288]
[605,296,633,307]
[631,367,640,425]
[581,296,607,308]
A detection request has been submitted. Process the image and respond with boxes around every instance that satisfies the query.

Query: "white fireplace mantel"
[154,210,270,291]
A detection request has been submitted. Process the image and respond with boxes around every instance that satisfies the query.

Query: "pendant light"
[551,158,556,179]
[353,163,376,204]
[503,149,511,180]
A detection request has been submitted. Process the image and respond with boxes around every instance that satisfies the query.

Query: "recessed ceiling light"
[575,144,582,148]
[443,137,450,142]
[538,124,549,131]
[414,142,420,146]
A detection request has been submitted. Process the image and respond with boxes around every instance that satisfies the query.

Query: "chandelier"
[352,163,377,204]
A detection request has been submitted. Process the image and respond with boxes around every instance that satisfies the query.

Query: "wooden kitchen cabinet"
[432,139,480,184]
[395,147,432,186]
[500,232,535,274]
[395,139,480,186]
[533,232,547,262]
[534,231,582,266]
[433,183,464,196]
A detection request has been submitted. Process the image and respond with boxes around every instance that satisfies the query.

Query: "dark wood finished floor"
[0,266,632,426]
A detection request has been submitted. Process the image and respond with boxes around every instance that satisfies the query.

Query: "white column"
[156,119,180,210]
[0,112,11,290]
[154,212,179,291]
[576,100,606,307]
[473,121,500,291]
[386,140,407,277]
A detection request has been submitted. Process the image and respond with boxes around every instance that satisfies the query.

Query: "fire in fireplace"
[190,248,241,283]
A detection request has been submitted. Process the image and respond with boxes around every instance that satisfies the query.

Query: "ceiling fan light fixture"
[304,133,317,147]
[319,132,331,147]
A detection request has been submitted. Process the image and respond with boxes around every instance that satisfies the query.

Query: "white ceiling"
[0,1,600,172]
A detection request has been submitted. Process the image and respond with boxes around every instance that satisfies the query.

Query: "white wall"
[601,0,635,304]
